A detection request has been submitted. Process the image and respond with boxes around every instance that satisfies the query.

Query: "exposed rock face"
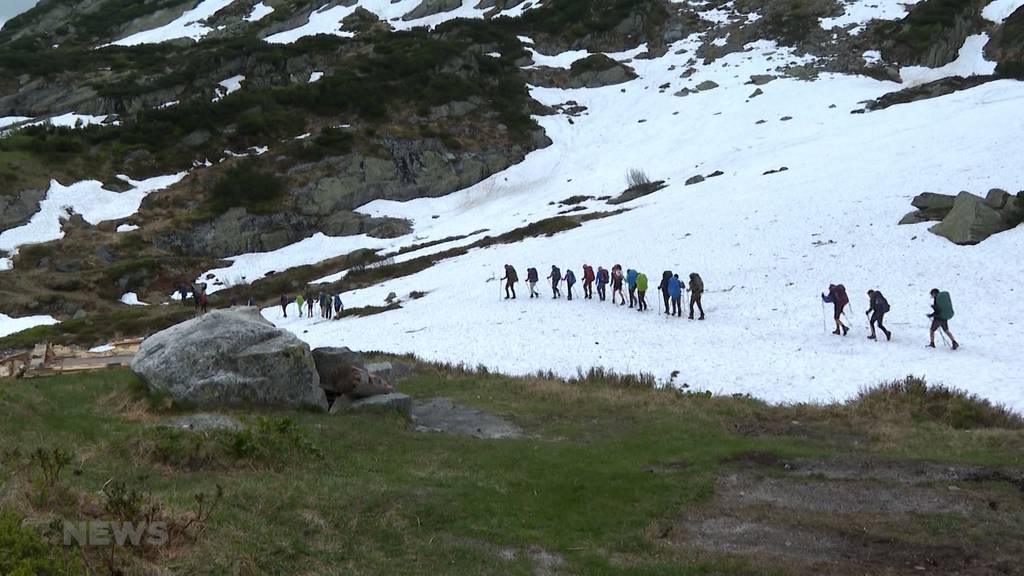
[312,347,395,399]
[900,190,1024,244]
[985,5,1024,77]
[403,0,464,21]
[525,54,638,89]
[0,188,45,232]
[866,75,994,111]
[131,308,327,410]
[879,0,988,68]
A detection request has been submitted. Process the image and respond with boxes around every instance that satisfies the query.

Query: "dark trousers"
[307,302,314,317]
[597,284,606,301]
[566,284,574,300]
[689,292,704,319]
[505,281,516,299]
[551,282,560,298]
[870,312,888,335]
[662,291,671,314]
[583,281,593,299]
[671,296,681,316]
[628,286,637,307]
[638,291,648,311]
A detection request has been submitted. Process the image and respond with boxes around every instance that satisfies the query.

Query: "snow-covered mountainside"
[1,0,1023,410]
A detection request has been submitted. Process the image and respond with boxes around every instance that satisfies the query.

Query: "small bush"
[625,168,652,189]
[849,376,1023,430]
[0,510,82,575]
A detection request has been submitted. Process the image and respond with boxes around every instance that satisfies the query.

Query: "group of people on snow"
[821,284,960,349]
[280,291,344,320]
[501,264,706,320]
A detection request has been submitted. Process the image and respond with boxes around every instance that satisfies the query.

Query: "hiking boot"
[699,315,705,320]
[841,326,849,336]
[952,341,959,350]
[884,330,892,341]
[688,314,694,320]
[867,334,876,340]
[832,329,841,335]
[927,343,936,348]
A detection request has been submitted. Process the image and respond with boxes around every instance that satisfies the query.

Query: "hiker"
[296,293,305,318]
[317,291,326,319]
[179,284,189,306]
[333,293,343,317]
[688,273,705,320]
[669,274,682,317]
[611,264,625,305]
[192,284,201,312]
[595,266,609,301]
[928,288,959,350]
[582,264,595,299]
[526,267,539,298]
[324,291,334,319]
[247,296,255,307]
[865,289,891,341]
[280,294,289,318]
[306,292,315,318]
[548,266,562,298]
[658,271,673,315]
[636,272,649,311]
[821,284,850,336]
[199,291,208,313]
[626,268,638,308]
[501,264,518,299]
[564,268,577,301]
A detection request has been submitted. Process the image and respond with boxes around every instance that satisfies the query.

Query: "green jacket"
[636,273,648,291]
[934,291,954,320]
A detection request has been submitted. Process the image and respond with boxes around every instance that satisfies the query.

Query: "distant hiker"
[548,266,562,298]
[501,264,518,299]
[280,294,289,318]
[596,266,609,301]
[318,291,327,319]
[821,284,850,336]
[928,288,959,350]
[658,271,673,315]
[564,268,577,301]
[636,272,649,311]
[247,296,255,307]
[865,289,891,341]
[688,273,705,320]
[192,284,201,311]
[199,291,208,314]
[333,293,343,317]
[306,292,315,318]
[668,274,682,317]
[626,268,638,308]
[526,267,539,298]
[296,293,305,318]
[179,284,189,306]
[611,264,625,305]
[582,264,595,299]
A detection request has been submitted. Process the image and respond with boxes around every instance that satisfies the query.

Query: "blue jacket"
[668,276,682,299]
[626,269,638,289]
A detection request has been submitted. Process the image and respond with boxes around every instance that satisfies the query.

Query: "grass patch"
[848,375,1023,430]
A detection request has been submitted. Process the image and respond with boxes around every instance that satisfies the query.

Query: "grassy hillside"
[0,365,1021,574]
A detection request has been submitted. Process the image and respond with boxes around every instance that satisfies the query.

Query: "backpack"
[583,265,594,282]
[689,273,704,293]
[834,285,849,309]
[876,292,890,314]
[551,267,561,281]
[935,291,954,320]
[566,270,576,284]
[527,268,538,282]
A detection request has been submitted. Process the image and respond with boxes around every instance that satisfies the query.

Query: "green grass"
[0,366,1021,574]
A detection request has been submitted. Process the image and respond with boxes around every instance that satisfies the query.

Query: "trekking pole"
[820,299,827,333]
[939,329,950,348]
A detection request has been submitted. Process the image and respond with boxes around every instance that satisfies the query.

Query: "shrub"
[207,160,285,215]
[849,376,1024,430]
[0,510,81,575]
[625,168,651,189]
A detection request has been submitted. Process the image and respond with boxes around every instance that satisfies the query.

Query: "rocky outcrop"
[900,190,1024,244]
[525,55,638,89]
[131,308,328,410]
[0,188,45,232]
[403,0,464,21]
[312,347,395,400]
[879,0,988,68]
[866,75,995,111]
[986,5,1024,78]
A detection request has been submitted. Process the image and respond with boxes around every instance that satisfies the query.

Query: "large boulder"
[131,308,327,410]
[312,348,395,399]
[929,191,1014,245]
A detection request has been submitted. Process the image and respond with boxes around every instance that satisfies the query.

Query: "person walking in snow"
[596,266,609,301]
[526,267,539,298]
[582,264,595,299]
[280,293,289,318]
[611,264,625,305]
[179,284,189,306]
[688,272,705,320]
[636,272,649,311]
[626,268,638,308]
[669,274,683,317]
[334,293,343,317]
[928,288,959,350]
[865,289,891,341]
[501,264,518,299]
[296,293,305,318]
[199,291,209,314]
[822,284,850,336]
[548,266,562,299]
[564,268,577,301]
[306,292,315,318]
[658,271,673,315]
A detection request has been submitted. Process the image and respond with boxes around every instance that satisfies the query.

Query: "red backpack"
[834,285,849,309]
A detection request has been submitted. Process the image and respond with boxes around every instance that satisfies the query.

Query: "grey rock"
[0,188,46,232]
[411,397,522,439]
[912,192,957,212]
[160,413,244,432]
[685,175,705,186]
[695,80,719,91]
[403,0,463,20]
[312,347,393,398]
[131,308,327,410]
[332,392,413,416]
[929,191,1015,245]
[365,361,396,386]
[747,74,776,86]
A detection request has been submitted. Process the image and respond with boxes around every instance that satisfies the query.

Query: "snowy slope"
[246,25,1024,412]
[110,0,239,46]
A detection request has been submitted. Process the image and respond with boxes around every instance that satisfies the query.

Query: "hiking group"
[280,291,344,320]
[821,284,960,349]
[502,264,706,320]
